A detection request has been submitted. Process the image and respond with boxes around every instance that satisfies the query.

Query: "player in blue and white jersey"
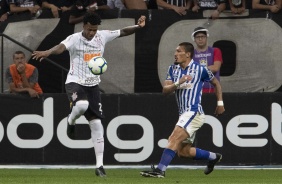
[32,12,146,177]
[140,42,225,178]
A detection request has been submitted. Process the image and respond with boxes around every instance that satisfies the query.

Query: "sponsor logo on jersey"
[166,73,171,80]
[83,53,101,62]
[179,82,193,89]
[84,77,99,84]
[71,92,77,102]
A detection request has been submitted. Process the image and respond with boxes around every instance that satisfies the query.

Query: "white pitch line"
[0,165,281,169]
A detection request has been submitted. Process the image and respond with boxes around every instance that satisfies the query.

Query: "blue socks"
[194,148,210,160]
[157,148,213,171]
[157,149,176,171]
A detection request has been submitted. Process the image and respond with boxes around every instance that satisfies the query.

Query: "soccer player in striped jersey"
[140,42,225,178]
[32,12,146,177]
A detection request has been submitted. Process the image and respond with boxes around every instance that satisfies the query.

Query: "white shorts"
[176,111,205,144]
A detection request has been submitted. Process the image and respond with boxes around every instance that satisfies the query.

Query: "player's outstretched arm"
[32,44,66,61]
[210,77,225,116]
[119,15,146,37]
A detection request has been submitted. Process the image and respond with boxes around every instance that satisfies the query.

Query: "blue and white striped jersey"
[165,60,214,115]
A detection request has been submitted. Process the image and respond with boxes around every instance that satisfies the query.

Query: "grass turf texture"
[1,169,282,184]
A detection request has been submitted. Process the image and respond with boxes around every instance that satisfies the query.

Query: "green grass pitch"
[1,168,282,184]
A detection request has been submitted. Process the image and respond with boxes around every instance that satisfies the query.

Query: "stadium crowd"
[0,0,281,31]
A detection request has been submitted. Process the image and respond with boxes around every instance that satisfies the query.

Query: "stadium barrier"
[0,93,281,166]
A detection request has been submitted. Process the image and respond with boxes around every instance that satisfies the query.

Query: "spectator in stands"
[156,0,192,15]
[0,0,10,22]
[191,27,223,93]
[9,0,41,19]
[5,51,43,98]
[228,0,246,14]
[41,0,75,18]
[252,0,281,14]
[69,0,110,24]
[123,0,148,9]
[107,0,126,10]
[192,0,226,19]
[146,0,158,9]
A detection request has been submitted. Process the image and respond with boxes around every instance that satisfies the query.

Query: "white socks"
[68,100,89,125]
[67,101,104,168]
[209,152,216,160]
[89,119,104,168]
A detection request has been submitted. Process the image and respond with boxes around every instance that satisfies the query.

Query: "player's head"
[174,42,194,65]
[191,27,209,47]
[83,12,101,25]
[82,12,102,40]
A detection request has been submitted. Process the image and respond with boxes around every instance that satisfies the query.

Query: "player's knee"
[75,100,89,114]
[90,119,104,140]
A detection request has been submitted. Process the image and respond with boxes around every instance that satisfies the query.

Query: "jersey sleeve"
[61,34,76,50]
[102,30,121,43]
[202,66,214,82]
[165,65,173,81]
[213,47,223,63]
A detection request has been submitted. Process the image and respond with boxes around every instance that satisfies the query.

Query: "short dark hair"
[83,12,101,25]
[179,42,194,57]
[13,51,25,58]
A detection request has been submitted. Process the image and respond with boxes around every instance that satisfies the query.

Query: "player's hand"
[32,51,50,62]
[179,75,192,84]
[137,15,146,28]
[214,106,225,116]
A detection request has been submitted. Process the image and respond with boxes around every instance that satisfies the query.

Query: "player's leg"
[178,143,219,162]
[178,143,222,174]
[140,126,188,178]
[177,112,222,175]
[84,85,106,177]
[89,118,106,177]
[65,83,89,139]
[140,111,196,178]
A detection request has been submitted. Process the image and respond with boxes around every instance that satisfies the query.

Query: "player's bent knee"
[75,100,89,113]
